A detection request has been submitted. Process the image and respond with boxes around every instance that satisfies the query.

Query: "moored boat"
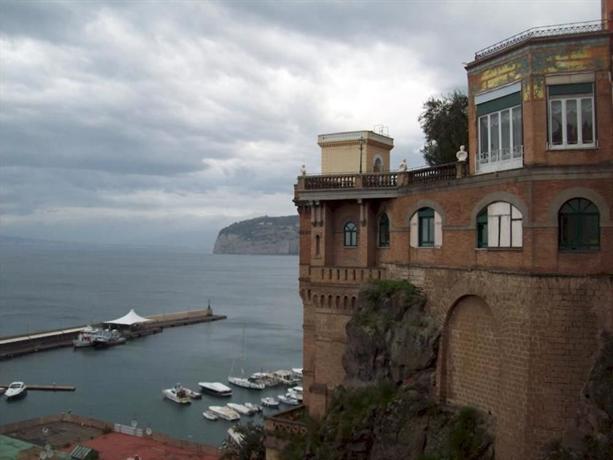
[202,410,218,421]
[227,376,265,390]
[72,326,100,348]
[244,402,262,413]
[227,402,253,416]
[92,329,126,348]
[182,387,201,399]
[198,382,232,397]
[287,386,303,402]
[209,405,240,421]
[5,382,27,400]
[261,396,279,407]
[278,393,300,406]
[162,384,191,405]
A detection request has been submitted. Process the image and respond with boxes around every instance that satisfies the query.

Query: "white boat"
[183,387,201,399]
[261,396,280,407]
[278,393,300,406]
[288,386,303,402]
[244,402,262,413]
[202,410,218,421]
[162,384,191,405]
[227,402,253,416]
[227,427,244,446]
[228,376,265,390]
[250,372,279,387]
[291,368,303,378]
[273,369,301,386]
[72,326,100,348]
[198,382,232,397]
[5,382,27,400]
[209,405,240,421]
[92,329,126,348]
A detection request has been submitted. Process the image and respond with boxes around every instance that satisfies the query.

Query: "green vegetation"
[419,91,468,166]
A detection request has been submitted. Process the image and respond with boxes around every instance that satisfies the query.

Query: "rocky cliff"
[213,215,298,255]
[280,280,495,460]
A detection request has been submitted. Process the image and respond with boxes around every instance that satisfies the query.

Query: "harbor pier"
[0,309,226,361]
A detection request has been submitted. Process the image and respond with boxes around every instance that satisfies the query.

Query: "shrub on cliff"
[220,423,265,460]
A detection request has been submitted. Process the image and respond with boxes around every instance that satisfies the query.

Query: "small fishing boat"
[227,427,244,446]
[209,405,240,421]
[277,393,300,406]
[227,376,265,390]
[227,402,253,416]
[198,382,232,397]
[162,384,191,405]
[5,382,27,400]
[261,396,279,408]
[244,402,262,413]
[202,410,218,421]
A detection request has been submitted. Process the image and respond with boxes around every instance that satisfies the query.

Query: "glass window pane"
[479,116,489,161]
[512,106,522,157]
[566,99,578,144]
[490,113,499,161]
[499,214,511,247]
[511,220,522,247]
[551,100,563,145]
[583,215,600,246]
[581,98,593,144]
[488,214,500,247]
[501,110,511,159]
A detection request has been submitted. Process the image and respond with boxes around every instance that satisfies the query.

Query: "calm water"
[0,241,301,446]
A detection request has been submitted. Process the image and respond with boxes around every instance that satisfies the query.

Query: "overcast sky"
[0,0,601,250]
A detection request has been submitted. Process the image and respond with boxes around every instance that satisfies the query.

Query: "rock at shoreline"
[213,215,298,255]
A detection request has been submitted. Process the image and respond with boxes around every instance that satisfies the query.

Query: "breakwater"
[0,309,226,360]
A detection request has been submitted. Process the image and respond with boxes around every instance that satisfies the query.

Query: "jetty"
[0,309,226,361]
[0,384,76,392]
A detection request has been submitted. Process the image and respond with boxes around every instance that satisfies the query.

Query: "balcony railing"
[474,20,606,60]
[302,162,462,191]
[476,145,523,174]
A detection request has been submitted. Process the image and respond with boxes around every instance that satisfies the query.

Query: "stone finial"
[300,164,307,176]
[456,145,468,162]
[398,159,408,172]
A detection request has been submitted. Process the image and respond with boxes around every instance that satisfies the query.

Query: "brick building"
[288,2,613,459]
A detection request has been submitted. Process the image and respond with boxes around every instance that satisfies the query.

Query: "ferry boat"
[4,382,27,400]
[198,382,232,397]
[209,405,240,421]
[162,384,191,405]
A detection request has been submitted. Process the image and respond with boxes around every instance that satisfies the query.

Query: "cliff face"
[213,215,298,255]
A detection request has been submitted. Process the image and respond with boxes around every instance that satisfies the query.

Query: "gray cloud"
[0,0,601,249]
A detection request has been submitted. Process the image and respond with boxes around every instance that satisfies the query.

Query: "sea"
[0,240,302,446]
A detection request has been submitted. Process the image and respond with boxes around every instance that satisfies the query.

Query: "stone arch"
[320,295,325,307]
[440,295,501,417]
[373,155,384,172]
[469,191,529,229]
[546,187,610,226]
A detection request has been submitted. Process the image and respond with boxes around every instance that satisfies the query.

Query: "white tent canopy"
[105,309,151,326]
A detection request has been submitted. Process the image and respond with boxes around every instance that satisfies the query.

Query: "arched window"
[315,235,321,256]
[344,221,358,247]
[410,207,443,248]
[378,214,390,247]
[559,198,600,250]
[373,157,383,173]
[476,202,523,248]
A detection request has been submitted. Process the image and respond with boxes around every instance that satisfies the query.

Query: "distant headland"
[213,215,298,255]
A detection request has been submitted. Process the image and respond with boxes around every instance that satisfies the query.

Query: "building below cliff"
[213,215,298,255]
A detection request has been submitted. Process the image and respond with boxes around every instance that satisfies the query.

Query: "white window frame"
[477,105,523,173]
[548,95,596,149]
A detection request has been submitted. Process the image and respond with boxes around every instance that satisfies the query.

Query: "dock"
[0,309,226,361]
[1,384,76,392]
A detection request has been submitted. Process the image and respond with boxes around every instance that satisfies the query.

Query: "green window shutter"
[549,83,593,97]
[476,92,521,117]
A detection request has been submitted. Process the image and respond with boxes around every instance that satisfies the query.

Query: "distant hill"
[213,215,299,255]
